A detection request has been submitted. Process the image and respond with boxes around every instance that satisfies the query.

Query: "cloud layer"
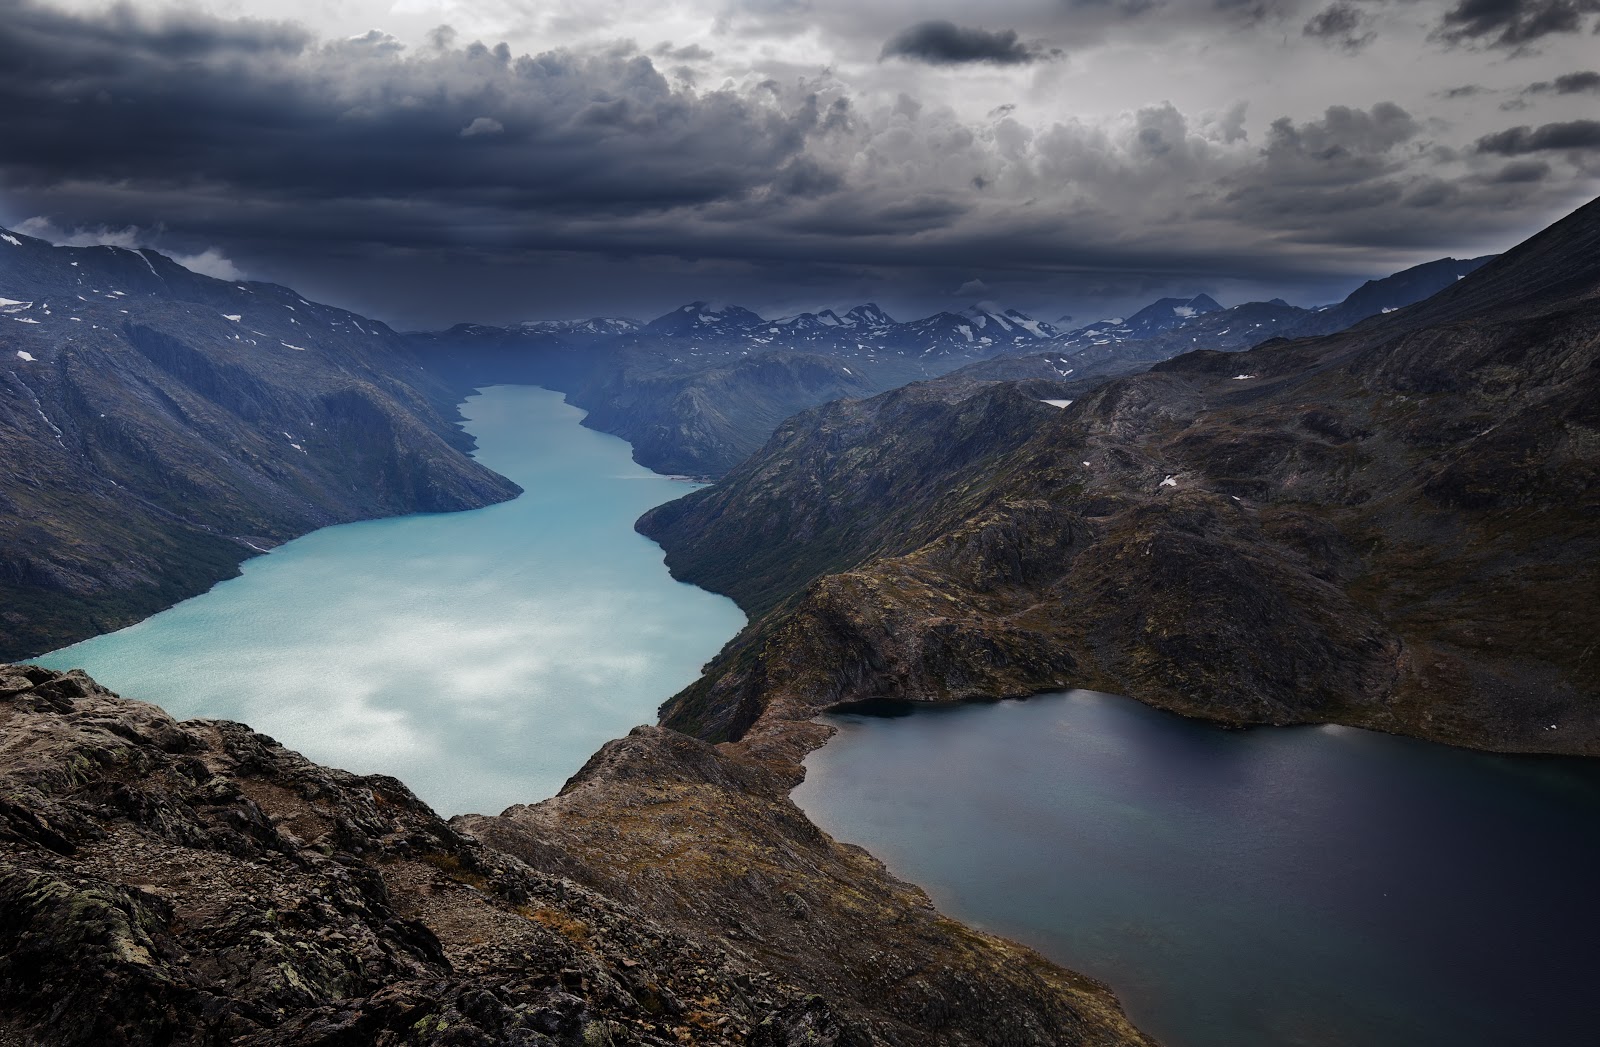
[1,0,1596,325]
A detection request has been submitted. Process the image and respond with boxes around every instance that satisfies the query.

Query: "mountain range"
[638,202,1597,756]
[412,255,1493,478]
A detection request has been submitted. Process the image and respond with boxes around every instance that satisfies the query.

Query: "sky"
[1,0,1597,328]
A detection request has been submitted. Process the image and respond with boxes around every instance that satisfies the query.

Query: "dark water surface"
[793,690,1600,1047]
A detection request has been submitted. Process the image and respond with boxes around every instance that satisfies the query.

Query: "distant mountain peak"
[645,301,767,337]
[844,303,895,326]
[516,316,641,336]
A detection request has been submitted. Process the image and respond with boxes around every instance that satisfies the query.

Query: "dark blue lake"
[792,689,1600,1047]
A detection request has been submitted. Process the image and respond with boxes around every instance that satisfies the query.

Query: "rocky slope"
[639,199,1599,755]
[0,230,519,661]
[563,350,885,478]
[0,663,1154,1047]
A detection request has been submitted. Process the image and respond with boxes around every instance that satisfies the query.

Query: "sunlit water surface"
[793,691,1600,1047]
[38,385,745,816]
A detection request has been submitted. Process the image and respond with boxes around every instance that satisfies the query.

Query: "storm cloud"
[1303,3,1376,51]
[0,0,1595,326]
[1435,0,1600,48]
[1476,120,1600,154]
[880,21,1044,65]
[1526,71,1600,94]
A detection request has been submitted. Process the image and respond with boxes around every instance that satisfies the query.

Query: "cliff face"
[564,350,884,479]
[0,665,1154,1047]
[0,232,519,660]
[640,198,1600,754]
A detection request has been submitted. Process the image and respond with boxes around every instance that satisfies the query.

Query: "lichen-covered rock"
[0,666,899,1047]
[463,726,1155,1047]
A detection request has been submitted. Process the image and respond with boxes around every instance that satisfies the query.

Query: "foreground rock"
[463,725,1151,1047]
[0,665,1155,1047]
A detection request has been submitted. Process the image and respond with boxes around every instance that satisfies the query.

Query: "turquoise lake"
[37,385,746,817]
[793,691,1600,1047]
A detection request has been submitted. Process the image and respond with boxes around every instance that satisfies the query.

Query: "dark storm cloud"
[880,21,1044,65]
[1434,0,1600,48]
[1525,70,1600,93]
[1475,120,1600,153]
[1489,159,1552,181]
[1,0,1592,329]
[1204,102,1549,249]
[0,0,817,219]
[1302,2,1376,50]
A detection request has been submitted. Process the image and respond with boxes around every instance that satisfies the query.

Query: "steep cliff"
[0,231,519,660]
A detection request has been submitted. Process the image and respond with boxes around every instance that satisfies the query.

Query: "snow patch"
[1232,374,1256,380]
[281,342,307,351]
[1159,475,1178,488]
[0,234,20,247]
[0,297,31,312]
[16,350,36,361]
[223,314,242,322]
[1040,399,1073,409]
[13,317,41,324]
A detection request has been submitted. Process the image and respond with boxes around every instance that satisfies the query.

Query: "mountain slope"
[0,229,519,660]
[639,198,1600,754]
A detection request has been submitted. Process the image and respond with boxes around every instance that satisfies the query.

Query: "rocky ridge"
[0,664,1154,1047]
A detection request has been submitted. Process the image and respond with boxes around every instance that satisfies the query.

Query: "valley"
[2,198,1596,1047]
[5,2,1597,1043]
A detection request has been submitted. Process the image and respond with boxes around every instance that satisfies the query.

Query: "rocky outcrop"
[637,378,1059,616]
[641,198,1600,754]
[462,724,1153,1047]
[0,664,1156,1046]
[0,232,519,660]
